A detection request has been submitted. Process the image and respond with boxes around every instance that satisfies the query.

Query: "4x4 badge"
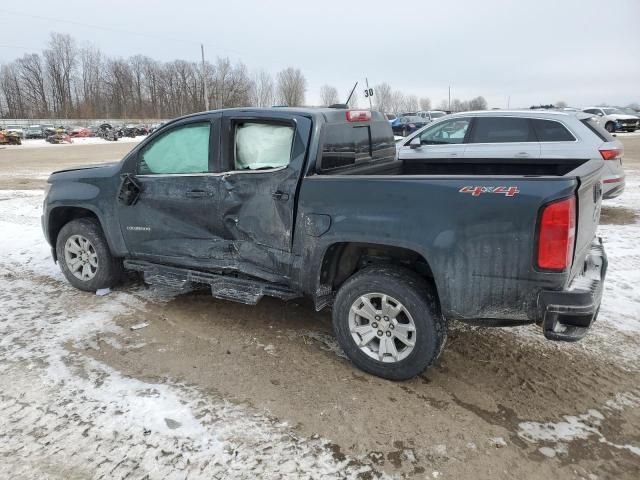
[459,186,520,197]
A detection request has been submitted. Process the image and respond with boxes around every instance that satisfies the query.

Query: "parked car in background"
[5,125,25,139]
[385,113,397,122]
[583,107,639,132]
[399,110,625,199]
[25,125,45,139]
[619,107,640,117]
[70,127,93,138]
[416,110,448,123]
[391,115,429,136]
[0,129,22,145]
[41,124,57,137]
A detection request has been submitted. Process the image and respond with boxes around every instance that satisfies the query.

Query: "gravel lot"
[0,135,638,479]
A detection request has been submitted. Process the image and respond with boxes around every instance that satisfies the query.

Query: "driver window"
[138,123,210,174]
[419,118,470,145]
[234,122,295,170]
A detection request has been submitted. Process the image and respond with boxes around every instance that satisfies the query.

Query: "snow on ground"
[517,391,640,458]
[0,191,387,479]
[0,136,144,150]
[0,167,639,477]
[597,171,640,333]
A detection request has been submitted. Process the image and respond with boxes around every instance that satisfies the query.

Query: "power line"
[0,8,202,47]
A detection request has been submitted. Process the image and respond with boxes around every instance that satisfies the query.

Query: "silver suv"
[582,107,639,133]
[398,110,625,199]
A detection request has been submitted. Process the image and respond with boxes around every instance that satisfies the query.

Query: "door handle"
[271,191,290,201]
[515,152,530,158]
[186,190,208,198]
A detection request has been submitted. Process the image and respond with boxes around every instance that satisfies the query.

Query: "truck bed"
[300,158,603,324]
[330,157,588,177]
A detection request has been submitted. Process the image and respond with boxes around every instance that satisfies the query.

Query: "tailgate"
[570,159,603,281]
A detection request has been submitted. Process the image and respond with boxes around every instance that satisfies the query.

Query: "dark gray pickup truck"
[42,107,607,380]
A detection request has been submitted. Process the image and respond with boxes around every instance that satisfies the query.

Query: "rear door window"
[532,119,576,142]
[234,122,295,170]
[470,117,535,143]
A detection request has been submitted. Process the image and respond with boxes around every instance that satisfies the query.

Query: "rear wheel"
[332,265,446,380]
[605,121,615,133]
[56,218,123,292]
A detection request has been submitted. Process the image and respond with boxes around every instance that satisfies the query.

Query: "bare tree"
[437,99,449,111]
[43,33,78,117]
[469,96,488,110]
[250,69,275,107]
[401,95,419,113]
[276,67,306,106]
[419,97,431,111]
[319,84,339,106]
[555,100,568,108]
[16,54,49,117]
[0,63,24,118]
[78,45,104,117]
[389,91,405,114]
[373,83,392,112]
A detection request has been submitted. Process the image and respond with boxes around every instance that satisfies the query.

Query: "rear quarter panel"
[296,175,579,321]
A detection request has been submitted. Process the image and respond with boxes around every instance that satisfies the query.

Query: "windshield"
[602,108,625,115]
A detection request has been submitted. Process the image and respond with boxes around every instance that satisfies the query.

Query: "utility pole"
[201,44,209,111]
[365,77,373,110]
[507,96,511,109]
[448,85,451,111]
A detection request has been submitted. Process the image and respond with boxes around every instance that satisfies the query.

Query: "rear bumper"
[538,238,607,342]
[602,176,625,199]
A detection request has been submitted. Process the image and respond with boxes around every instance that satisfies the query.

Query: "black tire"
[332,265,447,380]
[55,218,123,292]
[605,122,615,133]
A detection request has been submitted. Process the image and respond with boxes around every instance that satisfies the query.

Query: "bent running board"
[124,260,300,305]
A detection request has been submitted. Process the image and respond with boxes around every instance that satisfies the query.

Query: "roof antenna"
[345,81,358,106]
[329,81,358,109]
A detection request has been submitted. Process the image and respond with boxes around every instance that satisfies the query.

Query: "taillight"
[599,147,622,160]
[346,110,371,122]
[537,197,576,271]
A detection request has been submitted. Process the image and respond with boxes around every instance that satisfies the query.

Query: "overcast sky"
[0,0,638,108]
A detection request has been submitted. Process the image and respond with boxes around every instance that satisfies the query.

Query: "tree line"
[0,33,307,119]
[0,32,489,119]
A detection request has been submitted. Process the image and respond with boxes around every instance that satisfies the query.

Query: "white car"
[582,107,639,133]
[416,110,448,123]
[398,110,625,199]
[4,124,25,139]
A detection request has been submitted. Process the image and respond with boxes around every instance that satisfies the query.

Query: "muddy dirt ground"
[0,136,638,479]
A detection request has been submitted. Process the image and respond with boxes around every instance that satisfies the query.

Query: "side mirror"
[597,112,604,116]
[409,136,421,149]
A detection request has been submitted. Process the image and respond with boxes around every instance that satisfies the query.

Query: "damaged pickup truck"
[42,107,607,380]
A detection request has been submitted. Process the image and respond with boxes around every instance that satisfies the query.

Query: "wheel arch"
[314,241,440,310]
[47,206,105,261]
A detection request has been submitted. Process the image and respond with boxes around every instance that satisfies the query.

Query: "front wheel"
[56,218,123,292]
[605,122,615,133]
[332,265,447,380]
